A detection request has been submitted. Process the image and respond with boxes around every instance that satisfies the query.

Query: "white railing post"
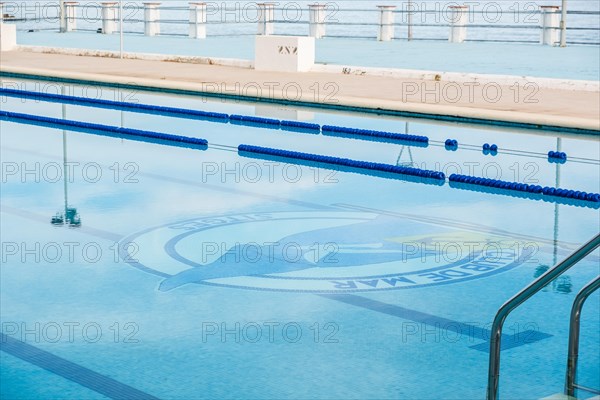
[59,0,66,32]
[257,2,275,35]
[64,2,78,32]
[560,0,567,47]
[406,0,414,41]
[449,5,468,43]
[189,2,206,38]
[0,2,17,52]
[377,5,396,42]
[101,2,118,34]
[143,2,160,36]
[309,3,326,39]
[119,0,124,58]
[540,5,560,46]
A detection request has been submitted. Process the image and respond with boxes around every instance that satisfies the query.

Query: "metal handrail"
[486,233,600,400]
[565,275,600,397]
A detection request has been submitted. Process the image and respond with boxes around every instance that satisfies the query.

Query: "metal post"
[120,88,125,127]
[560,0,568,47]
[553,137,561,265]
[62,86,68,219]
[487,233,600,400]
[565,276,600,396]
[119,0,123,58]
[407,0,413,41]
[59,0,66,32]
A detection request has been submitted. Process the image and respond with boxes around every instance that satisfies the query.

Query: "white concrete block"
[255,35,315,73]
[0,24,17,52]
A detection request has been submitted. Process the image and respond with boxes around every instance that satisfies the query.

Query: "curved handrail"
[486,233,600,400]
[565,275,600,396]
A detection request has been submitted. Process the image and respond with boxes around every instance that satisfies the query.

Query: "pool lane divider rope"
[237,146,600,207]
[0,88,427,145]
[321,125,429,147]
[0,88,229,123]
[0,89,593,162]
[449,174,600,207]
[280,120,321,133]
[0,110,209,149]
[229,114,281,128]
[3,88,583,159]
[238,144,445,181]
[2,108,598,208]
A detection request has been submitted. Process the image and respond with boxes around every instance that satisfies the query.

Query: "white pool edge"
[2,63,599,133]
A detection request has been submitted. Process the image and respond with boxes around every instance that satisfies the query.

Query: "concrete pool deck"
[14,32,600,81]
[1,50,599,132]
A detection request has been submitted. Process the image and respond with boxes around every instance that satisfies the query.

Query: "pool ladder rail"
[486,233,600,400]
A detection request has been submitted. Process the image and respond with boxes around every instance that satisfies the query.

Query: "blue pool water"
[0,78,599,400]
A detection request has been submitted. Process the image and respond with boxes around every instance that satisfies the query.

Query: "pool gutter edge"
[1,65,599,135]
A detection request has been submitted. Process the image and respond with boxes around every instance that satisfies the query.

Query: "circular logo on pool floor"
[119,211,535,293]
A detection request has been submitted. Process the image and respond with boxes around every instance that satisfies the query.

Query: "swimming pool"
[1,77,599,400]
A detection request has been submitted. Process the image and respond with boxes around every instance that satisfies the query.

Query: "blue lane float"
[321,125,429,147]
[449,180,543,201]
[1,89,432,148]
[0,110,209,149]
[448,180,599,209]
[279,120,321,134]
[541,187,600,202]
[539,193,600,208]
[241,151,445,185]
[482,143,498,156]
[448,173,600,208]
[238,144,445,181]
[0,88,230,123]
[449,174,543,193]
[229,114,281,129]
[1,88,323,133]
[445,139,458,151]
[548,151,567,163]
